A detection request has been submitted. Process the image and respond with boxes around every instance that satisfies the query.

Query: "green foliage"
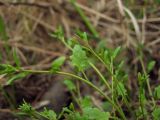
[40,108,57,120]
[70,45,89,71]
[82,107,110,120]
[81,96,92,108]
[117,82,127,96]
[19,102,57,120]
[65,106,110,120]
[2,27,159,120]
[63,79,76,91]
[51,56,66,72]
[19,101,34,114]
[152,107,160,120]
[13,48,21,69]
[51,26,64,40]
[154,85,160,99]
[7,72,28,85]
[102,47,121,66]
[70,0,99,38]
[147,60,155,73]
[76,31,88,41]
[0,64,17,75]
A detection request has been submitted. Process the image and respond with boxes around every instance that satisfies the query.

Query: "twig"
[0,41,62,56]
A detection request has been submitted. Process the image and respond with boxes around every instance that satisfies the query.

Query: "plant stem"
[70,0,99,38]
[87,46,111,74]
[89,62,111,90]
[21,69,126,119]
[139,57,156,108]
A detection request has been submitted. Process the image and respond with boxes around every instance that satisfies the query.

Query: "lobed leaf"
[70,45,89,71]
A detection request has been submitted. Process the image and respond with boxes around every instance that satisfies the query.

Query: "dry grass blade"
[124,7,141,42]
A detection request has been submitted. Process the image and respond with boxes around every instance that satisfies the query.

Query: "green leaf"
[76,31,88,41]
[81,96,92,108]
[63,79,76,91]
[117,82,127,96]
[139,89,146,104]
[147,60,155,73]
[19,101,34,114]
[50,26,64,40]
[103,49,110,64]
[152,107,160,120]
[136,106,147,118]
[51,56,65,72]
[82,107,110,120]
[154,85,160,99]
[40,108,57,120]
[0,16,8,41]
[0,64,17,75]
[112,46,121,59]
[138,72,147,87]
[70,45,89,71]
[13,48,21,68]
[7,72,28,85]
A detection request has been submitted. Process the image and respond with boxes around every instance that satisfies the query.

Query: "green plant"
[18,101,57,120]
[0,27,158,119]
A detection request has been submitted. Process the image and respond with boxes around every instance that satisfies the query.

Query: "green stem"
[140,57,156,108]
[21,69,126,119]
[89,62,111,90]
[70,0,99,38]
[87,46,111,74]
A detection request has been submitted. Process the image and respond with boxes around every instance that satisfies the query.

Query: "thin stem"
[139,57,156,108]
[82,71,89,81]
[89,62,111,90]
[21,69,126,119]
[111,59,114,102]
[87,46,111,75]
[70,0,99,38]
[57,71,126,120]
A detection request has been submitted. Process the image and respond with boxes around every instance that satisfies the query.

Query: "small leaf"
[147,60,155,73]
[50,26,64,40]
[13,48,21,68]
[7,72,28,85]
[76,31,88,41]
[139,89,146,104]
[112,46,121,59]
[70,45,89,71]
[19,101,34,114]
[63,79,76,91]
[40,108,57,120]
[0,64,17,75]
[154,85,160,99]
[103,49,110,64]
[138,72,147,86]
[51,56,65,72]
[81,96,92,108]
[117,82,127,96]
[152,107,160,120]
[82,107,110,120]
